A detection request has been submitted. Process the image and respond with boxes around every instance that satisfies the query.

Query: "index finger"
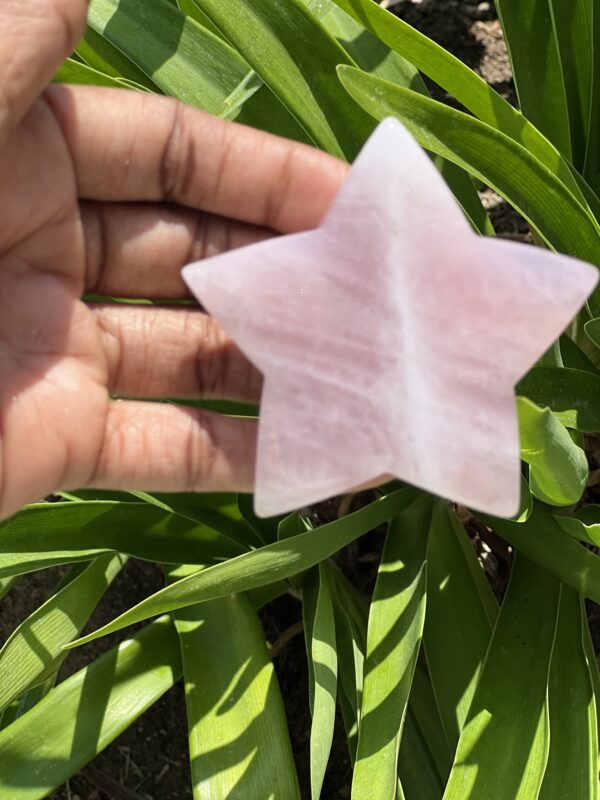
[46,84,349,233]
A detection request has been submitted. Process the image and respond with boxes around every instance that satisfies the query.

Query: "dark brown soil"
[2,3,556,799]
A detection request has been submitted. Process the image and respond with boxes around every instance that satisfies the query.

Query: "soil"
[1,3,578,799]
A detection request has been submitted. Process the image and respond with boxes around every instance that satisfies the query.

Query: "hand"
[0,0,348,521]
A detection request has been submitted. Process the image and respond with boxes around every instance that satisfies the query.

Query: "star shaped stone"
[183,118,598,518]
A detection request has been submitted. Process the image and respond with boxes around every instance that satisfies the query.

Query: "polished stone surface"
[184,118,598,518]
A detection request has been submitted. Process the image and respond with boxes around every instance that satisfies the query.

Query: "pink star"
[183,119,597,518]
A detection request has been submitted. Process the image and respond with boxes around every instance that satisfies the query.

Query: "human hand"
[0,0,348,521]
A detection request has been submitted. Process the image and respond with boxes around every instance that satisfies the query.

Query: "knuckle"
[186,410,218,490]
[194,316,231,398]
[159,100,196,203]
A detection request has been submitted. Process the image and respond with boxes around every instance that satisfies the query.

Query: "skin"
[0,0,349,521]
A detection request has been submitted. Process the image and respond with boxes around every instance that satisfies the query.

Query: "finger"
[81,201,273,298]
[92,304,262,402]
[46,85,349,233]
[0,0,87,137]
[85,401,257,494]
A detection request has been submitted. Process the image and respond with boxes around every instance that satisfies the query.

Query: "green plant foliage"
[494,0,573,159]
[517,367,600,431]
[170,582,300,798]
[443,556,560,800]
[302,564,338,799]
[352,494,432,799]
[424,504,497,750]
[68,489,420,646]
[190,0,377,159]
[337,66,600,283]
[332,0,598,214]
[539,586,598,800]
[0,617,181,799]
[517,396,589,505]
[0,556,123,715]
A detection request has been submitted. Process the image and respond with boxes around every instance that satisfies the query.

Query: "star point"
[183,119,598,518]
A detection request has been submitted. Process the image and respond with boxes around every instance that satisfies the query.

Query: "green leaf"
[494,0,571,159]
[330,568,368,761]
[424,504,497,751]
[172,590,300,799]
[54,58,130,89]
[481,503,600,605]
[302,564,338,800]
[352,495,433,800]
[539,586,598,800]
[190,0,375,158]
[0,617,181,800]
[585,317,600,348]
[0,555,123,714]
[559,334,600,373]
[0,501,246,577]
[337,67,600,281]
[517,397,589,505]
[584,1,600,194]
[331,0,595,213]
[176,0,221,35]
[517,367,600,432]
[547,0,594,168]
[399,663,451,800]
[68,489,420,647]
[88,0,262,118]
[174,0,311,143]
[313,0,491,235]
[443,555,560,800]
[149,492,265,550]
[76,25,161,91]
[554,506,600,547]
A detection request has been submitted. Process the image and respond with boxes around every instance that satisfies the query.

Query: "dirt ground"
[0,2,575,798]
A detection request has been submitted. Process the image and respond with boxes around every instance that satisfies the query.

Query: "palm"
[0,98,108,517]
[0,0,345,522]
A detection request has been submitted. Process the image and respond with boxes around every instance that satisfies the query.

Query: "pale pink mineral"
[183,118,598,518]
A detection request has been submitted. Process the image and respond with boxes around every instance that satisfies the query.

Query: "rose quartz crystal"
[183,118,598,518]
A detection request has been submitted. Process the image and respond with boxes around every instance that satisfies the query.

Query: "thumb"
[0,0,88,134]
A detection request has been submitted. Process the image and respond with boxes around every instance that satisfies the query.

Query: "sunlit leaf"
[443,555,559,800]
[68,489,420,647]
[0,617,181,800]
[352,495,433,799]
[518,397,588,506]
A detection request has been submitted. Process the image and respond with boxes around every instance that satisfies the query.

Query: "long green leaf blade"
[547,0,594,168]
[584,0,600,193]
[482,503,600,604]
[0,617,181,800]
[0,555,123,714]
[303,564,338,799]
[76,25,161,91]
[89,0,261,118]
[539,586,598,800]
[331,0,595,211]
[352,495,433,799]
[424,504,497,750]
[443,556,559,800]
[191,0,374,158]
[172,590,300,799]
[0,501,245,577]
[494,0,571,158]
[313,0,491,235]
[69,489,420,647]
[337,67,600,282]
